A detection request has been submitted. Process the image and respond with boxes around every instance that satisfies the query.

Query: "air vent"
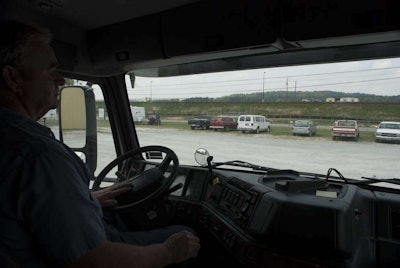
[229,177,253,191]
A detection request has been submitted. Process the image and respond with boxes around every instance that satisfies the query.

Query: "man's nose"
[56,72,66,86]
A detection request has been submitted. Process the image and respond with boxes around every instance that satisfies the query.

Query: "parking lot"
[122,127,400,181]
[55,122,400,183]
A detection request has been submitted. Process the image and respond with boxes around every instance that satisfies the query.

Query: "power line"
[132,75,400,97]
[134,65,400,88]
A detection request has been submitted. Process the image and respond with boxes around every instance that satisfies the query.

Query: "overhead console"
[281,0,400,47]
[87,14,164,74]
[160,0,279,57]
[83,0,400,76]
[87,0,280,75]
[9,0,399,75]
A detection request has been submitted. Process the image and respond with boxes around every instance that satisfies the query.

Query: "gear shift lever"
[207,155,214,182]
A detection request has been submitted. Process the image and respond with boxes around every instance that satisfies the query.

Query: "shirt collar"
[0,107,55,139]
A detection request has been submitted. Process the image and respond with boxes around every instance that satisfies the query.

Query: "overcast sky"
[92,57,400,101]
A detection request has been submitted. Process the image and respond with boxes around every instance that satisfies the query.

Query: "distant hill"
[124,101,400,123]
[95,91,400,123]
[182,90,400,103]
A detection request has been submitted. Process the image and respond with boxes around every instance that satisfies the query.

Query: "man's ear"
[2,65,22,94]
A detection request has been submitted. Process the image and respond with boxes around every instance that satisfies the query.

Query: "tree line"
[181,90,400,103]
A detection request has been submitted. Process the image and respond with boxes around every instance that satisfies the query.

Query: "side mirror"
[194,148,210,166]
[58,85,97,176]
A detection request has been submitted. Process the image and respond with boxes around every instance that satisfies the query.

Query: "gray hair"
[0,20,51,82]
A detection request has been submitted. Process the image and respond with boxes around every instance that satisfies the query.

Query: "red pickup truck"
[210,116,238,131]
[331,120,360,141]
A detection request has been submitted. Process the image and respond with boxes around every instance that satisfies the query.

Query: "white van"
[130,106,145,124]
[237,115,270,133]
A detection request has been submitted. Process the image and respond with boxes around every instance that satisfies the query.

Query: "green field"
[128,101,400,124]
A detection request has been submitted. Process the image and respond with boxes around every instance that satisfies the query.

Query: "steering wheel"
[92,145,180,211]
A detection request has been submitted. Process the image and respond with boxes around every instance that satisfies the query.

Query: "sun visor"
[87,14,164,73]
[160,0,279,57]
[51,39,78,71]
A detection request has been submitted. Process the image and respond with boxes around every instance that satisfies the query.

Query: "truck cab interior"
[2,0,400,267]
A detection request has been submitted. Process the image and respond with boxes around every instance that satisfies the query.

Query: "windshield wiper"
[360,176,400,186]
[213,160,276,172]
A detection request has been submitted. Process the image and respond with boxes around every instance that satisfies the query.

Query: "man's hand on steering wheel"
[92,181,133,208]
[92,146,180,211]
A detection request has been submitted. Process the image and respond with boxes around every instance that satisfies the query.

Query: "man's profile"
[0,19,200,268]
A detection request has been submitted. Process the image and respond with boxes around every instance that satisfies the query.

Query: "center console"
[197,170,375,267]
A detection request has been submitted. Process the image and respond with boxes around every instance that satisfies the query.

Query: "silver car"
[292,120,317,136]
[375,121,400,143]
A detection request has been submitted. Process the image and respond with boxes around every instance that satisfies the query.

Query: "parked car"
[331,120,359,141]
[292,120,317,136]
[375,121,400,143]
[147,114,161,125]
[237,115,270,133]
[209,116,238,131]
[187,115,213,130]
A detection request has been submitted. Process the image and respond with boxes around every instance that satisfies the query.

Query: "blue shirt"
[0,107,107,267]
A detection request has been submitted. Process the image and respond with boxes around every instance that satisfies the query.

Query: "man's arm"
[67,231,200,268]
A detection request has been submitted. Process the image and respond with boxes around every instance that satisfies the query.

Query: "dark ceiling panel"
[281,0,399,41]
[161,0,279,57]
[87,15,164,72]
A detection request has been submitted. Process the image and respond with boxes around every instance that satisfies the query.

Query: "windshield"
[379,123,400,129]
[47,58,400,187]
[294,121,310,127]
[337,120,356,126]
[130,58,400,182]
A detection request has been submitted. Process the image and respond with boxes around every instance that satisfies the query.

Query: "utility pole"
[286,77,288,102]
[262,72,266,103]
[150,81,153,102]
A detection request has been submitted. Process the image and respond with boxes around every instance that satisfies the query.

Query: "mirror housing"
[194,148,210,167]
[58,85,97,176]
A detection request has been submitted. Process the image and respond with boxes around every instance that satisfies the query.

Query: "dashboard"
[169,166,400,267]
